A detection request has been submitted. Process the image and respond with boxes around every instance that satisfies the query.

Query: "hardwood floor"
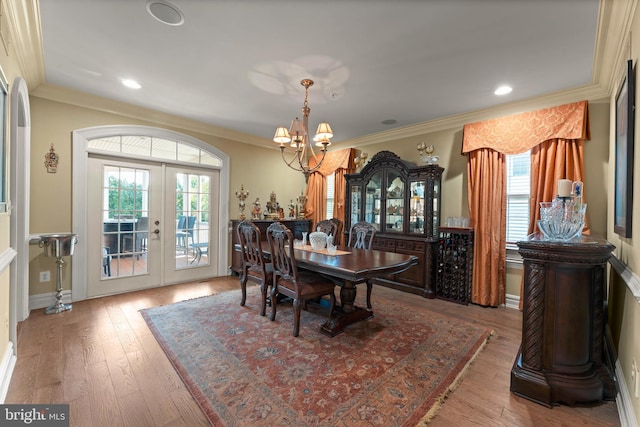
[6,277,620,426]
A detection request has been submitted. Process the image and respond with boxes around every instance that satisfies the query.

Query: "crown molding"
[4,0,45,89]
[598,0,638,97]
[31,83,272,147]
[341,83,609,148]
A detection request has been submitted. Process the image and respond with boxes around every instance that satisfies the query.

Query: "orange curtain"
[517,137,590,310]
[462,100,590,308]
[467,149,507,306]
[528,138,590,236]
[305,149,355,227]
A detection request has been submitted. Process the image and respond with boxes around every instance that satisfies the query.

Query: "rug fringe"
[415,329,496,426]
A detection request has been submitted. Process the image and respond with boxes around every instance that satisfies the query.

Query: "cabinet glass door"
[409,181,425,234]
[350,184,361,226]
[366,171,382,231]
[431,178,440,236]
[386,171,404,233]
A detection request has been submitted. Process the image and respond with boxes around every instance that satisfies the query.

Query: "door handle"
[153,229,160,235]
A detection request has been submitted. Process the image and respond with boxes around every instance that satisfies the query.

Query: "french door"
[86,157,219,298]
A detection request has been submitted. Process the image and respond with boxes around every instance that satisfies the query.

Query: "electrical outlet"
[633,360,639,399]
[39,271,51,282]
[635,360,640,399]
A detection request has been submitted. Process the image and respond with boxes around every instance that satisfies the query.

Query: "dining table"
[237,242,419,336]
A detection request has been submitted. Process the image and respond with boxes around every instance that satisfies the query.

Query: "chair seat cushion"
[248,262,274,281]
[278,270,335,297]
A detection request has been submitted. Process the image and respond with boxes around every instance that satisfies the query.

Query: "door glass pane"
[102,165,149,278]
[366,171,382,231]
[176,173,210,268]
[432,179,440,235]
[386,171,404,232]
[350,184,361,227]
[410,181,425,234]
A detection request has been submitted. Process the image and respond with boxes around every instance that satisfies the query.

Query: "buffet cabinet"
[510,234,615,407]
[436,227,474,305]
[345,150,444,297]
[230,219,311,275]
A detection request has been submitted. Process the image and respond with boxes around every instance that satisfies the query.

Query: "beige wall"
[334,101,611,301]
[28,96,307,295]
[606,4,640,422]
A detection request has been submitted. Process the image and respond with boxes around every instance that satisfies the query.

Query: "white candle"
[558,179,572,197]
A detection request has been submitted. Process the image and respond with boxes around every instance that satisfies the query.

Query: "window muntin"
[88,135,223,167]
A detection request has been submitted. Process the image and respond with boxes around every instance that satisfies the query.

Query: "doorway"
[73,126,229,301]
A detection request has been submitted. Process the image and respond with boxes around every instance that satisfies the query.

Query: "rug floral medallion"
[141,286,492,426]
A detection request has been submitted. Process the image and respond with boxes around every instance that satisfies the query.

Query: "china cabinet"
[345,151,444,297]
[230,219,311,275]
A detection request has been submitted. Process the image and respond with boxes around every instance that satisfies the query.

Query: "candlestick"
[557,179,572,198]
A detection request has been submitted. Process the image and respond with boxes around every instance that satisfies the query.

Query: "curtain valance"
[462,100,590,155]
[309,148,354,176]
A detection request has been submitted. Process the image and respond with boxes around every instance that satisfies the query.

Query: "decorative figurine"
[251,198,261,220]
[288,200,295,218]
[235,185,249,220]
[297,191,307,219]
[266,191,280,219]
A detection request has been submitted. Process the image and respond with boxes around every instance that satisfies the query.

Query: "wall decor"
[44,143,59,173]
[614,59,635,238]
[0,66,7,213]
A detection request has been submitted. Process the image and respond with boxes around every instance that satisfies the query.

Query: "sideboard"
[230,219,311,275]
[510,233,615,407]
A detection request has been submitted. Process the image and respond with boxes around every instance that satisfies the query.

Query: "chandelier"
[273,79,332,179]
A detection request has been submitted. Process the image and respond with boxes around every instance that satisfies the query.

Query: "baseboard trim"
[614,357,639,427]
[29,290,73,311]
[0,341,16,403]
[605,324,638,427]
[505,293,520,310]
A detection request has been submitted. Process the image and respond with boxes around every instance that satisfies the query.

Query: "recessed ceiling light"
[495,85,513,96]
[146,0,184,26]
[122,79,141,89]
[381,119,397,125]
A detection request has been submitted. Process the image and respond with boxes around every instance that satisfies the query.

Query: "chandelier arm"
[280,146,314,173]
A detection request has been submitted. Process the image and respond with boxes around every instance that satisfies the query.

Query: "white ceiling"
[37,0,601,145]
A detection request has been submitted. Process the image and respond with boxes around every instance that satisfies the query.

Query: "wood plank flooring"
[6,276,621,426]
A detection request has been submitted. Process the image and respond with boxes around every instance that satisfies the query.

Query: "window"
[325,172,335,219]
[506,151,531,244]
[88,135,223,167]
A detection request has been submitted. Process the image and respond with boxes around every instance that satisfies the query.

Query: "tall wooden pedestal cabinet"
[511,234,615,407]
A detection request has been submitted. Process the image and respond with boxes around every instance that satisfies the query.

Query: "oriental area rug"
[141,286,493,426]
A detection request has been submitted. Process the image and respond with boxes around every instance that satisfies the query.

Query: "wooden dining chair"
[266,222,336,337]
[315,219,339,241]
[347,221,377,309]
[237,220,273,316]
[330,217,344,245]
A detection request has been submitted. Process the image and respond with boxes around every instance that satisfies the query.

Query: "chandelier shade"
[273,79,332,179]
